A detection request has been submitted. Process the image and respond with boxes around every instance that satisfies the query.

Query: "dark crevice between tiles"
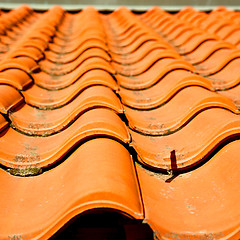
[99,10,114,14]
[112,91,131,129]
[131,134,240,182]
[127,145,146,218]
[56,13,70,34]
[3,135,130,177]
[1,112,11,125]
[129,146,169,178]
[111,72,119,82]
[119,112,130,128]
[19,71,36,90]
[49,209,153,240]
[30,66,41,74]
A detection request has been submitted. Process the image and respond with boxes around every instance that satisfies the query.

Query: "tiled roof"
[0,5,239,240]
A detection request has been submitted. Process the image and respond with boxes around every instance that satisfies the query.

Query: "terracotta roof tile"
[0,113,8,132]
[40,48,111,75]
[10,86,123,135]
[0,69,32,90]
[0,108,130,168]
[119,70,213,109]
[0,85,23,114]
[0,138,143,239]
[23,70,118,108]
[124,86,238,135]
[130,108,240,171]
[136,140,240,239]
[0,5,239,240]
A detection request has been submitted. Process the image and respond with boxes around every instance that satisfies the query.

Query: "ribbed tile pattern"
[0,5,239,240]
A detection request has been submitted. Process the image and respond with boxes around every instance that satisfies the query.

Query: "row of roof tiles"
[141,7,240,107]
[0,5,239,240]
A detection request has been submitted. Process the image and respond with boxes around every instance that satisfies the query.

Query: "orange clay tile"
[0,85,23,114]
[224,30,240,45]
[208,57,240,84]
[153,18,174,33]
[53,29,106,45]
[112,50,180,76]
[21,38,48,53]
[136,140,240,239]
[197,49,240,76]
[33,58,115,89]
[216,25,240,40]
[166,25,196,41]
[171,29,203,47]
[119,70,213,109]
[107,30,146,48]
[194,48,232,72]
[48,35,106,54]
[104,25,157,44]
[105,25,167,41]
[23,70,118,109]
[10,86,123,135]
[219,86,240,108]
[0,139,143,239]
[144,14,171,30]
[106,24,164,42]
[0,69,32,90]
[110,41,169,64]
[178,34,219,55]
[0,108,130,168]
[105,25,143,42]
[205,59,240,89]
[116,61,194,90]
[54,29,106,45]
[130,108,240,171]
[7,46,44,61]
[1,6,240,239]
[162,22,189,38]
[40,48,111,75]
[45,40,109,63]
[184,41,234,65]
[108,37,162,55]
[124,86,238,135]
[206,21,232,35]
[198,17,221,31]
[0,57,38,73]
[0,114,8,132]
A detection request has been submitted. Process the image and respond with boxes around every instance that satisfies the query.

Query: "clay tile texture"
[0,5,239,240]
